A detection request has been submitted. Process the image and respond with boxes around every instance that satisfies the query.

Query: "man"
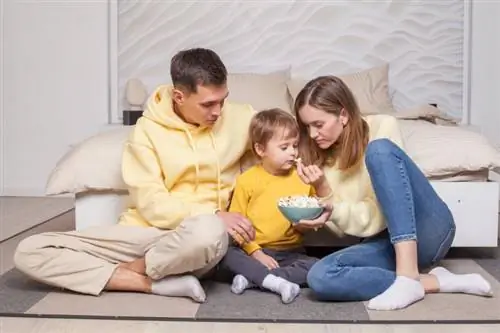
[13,48,257,303]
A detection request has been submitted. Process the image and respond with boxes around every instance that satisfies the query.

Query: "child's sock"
[367,276,425,311]
[230,274,256,294]
[429,266,493,296]
[261,274,300,304]
[151,275,206,303]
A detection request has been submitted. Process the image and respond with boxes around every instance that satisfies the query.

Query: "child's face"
[256,128,299,172]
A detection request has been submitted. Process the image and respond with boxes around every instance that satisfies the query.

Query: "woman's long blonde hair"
[294,76,369,170]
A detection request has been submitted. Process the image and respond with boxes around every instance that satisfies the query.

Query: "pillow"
[399,120,500,177]
[47,69,294,196]
[47,118,500,196]
[226,69,293,114]
[46,127,132,195]
[287,64,395,115]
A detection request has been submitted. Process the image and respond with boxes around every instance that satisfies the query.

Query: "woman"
[293,76,493,311]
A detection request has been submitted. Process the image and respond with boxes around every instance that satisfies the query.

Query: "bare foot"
[105,266,152,293]
[119,257,147,275]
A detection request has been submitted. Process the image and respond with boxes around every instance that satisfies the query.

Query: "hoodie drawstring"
[209,132,222,211]
[184,130,200,191]
[183,128,222,211]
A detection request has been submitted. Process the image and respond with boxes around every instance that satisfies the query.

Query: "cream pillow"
[46,71,294,195]
[46,127,132,195]
[227,69,293,114]
[399,120,500,177]
[287,64,395,115]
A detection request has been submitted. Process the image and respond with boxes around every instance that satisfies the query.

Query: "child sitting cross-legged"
[218,108,324,304]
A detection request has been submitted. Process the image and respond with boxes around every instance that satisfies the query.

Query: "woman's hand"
[296,160,331,196]
[294,203,334,231]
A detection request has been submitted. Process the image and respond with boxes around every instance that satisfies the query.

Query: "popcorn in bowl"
[278,195,321,208]
[277,195,324,224]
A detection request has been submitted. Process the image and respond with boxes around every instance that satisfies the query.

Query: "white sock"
[429,266,493,297]
[261,274,300,304]
[367,276,425,311]
[230,274,255,294]
[151,275,206,303]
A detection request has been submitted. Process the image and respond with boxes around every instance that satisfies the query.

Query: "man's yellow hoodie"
[117,85,256,229]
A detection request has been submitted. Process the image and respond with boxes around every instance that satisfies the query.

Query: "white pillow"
[399,120,500,177]
[46,127,132,195]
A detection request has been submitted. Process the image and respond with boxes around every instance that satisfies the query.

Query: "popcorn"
[278,195,321,208]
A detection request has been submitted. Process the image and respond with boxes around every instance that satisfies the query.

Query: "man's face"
[173,84,229,127]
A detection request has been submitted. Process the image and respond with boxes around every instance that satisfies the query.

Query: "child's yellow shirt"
[229,165,313,255]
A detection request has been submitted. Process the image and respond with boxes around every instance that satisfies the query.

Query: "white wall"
[117,0,466,120]
[0,0,5,195]
[1,0,111,195]
[1,1,500,196]
[469,1,500,148]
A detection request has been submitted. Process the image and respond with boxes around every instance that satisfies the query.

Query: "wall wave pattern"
[118,0,464,118]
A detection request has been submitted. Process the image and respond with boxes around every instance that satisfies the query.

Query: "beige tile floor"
[0,318,498,333]
[0,196,73,241]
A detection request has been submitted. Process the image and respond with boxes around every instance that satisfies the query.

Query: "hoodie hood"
[142,85,197,131]
[141,85,223,210]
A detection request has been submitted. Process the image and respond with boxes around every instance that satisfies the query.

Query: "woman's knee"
[365,139,400,165]
[306,261,329,292]
[306,256,348,300]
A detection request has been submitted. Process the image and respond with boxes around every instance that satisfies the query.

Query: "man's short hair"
[170,48,227,94]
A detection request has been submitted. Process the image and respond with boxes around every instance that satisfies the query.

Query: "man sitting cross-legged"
[13,48,257,303]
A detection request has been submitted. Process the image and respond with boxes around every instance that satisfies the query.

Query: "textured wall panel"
[117,0,464,118]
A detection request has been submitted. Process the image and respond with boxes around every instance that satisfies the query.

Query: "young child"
[218,108,320,304]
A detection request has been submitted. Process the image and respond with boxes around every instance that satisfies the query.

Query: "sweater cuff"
[317,191,334,204]
[242,242,261,255]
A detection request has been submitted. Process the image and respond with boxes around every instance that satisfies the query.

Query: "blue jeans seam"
[398,155,417,238]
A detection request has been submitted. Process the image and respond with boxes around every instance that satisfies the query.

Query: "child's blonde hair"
[249,108,299,158]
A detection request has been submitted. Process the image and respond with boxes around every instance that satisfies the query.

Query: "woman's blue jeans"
[307,139,456,301]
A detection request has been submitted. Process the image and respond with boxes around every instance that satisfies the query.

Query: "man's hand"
[294,203,334,231]
[251,250,279,269]
[216,211,255,245]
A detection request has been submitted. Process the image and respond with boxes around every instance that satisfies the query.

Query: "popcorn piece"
[278,195,321,208]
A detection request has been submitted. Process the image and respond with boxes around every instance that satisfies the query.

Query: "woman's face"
[298,104,347,149]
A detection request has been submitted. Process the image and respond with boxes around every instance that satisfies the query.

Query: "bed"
[44,67,500,248]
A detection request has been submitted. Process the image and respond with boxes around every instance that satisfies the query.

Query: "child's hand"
[251,250,279,270]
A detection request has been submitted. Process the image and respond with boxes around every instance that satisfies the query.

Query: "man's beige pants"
[13,214,228,296]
